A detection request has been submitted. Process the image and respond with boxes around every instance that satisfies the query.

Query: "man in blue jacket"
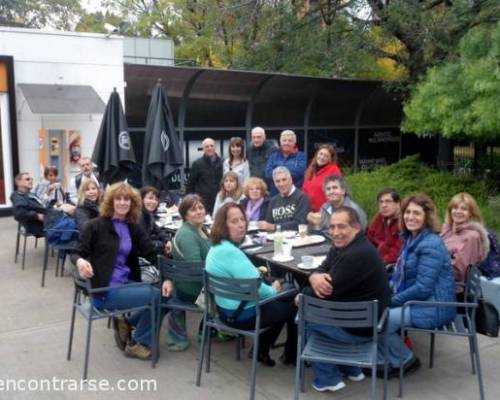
[264,130,306,196]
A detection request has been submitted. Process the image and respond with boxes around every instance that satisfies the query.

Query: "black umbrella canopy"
[142,82,183,188]
[92,89,135,185]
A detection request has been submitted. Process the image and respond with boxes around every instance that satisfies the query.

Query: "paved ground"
[0,216,498,400]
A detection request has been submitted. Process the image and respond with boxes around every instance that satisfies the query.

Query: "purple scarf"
[245,198,264,221]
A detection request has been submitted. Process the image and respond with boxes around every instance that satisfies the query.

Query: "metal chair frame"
[67,266,157,380]
[399,266,484,399]
[14,221,40,270]
[155,255,204,365]
[41,228,80,287]
[196,270,295,400]
[294,295,389,400]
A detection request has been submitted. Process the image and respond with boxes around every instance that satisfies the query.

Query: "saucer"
[297,262,317,270]
[271,255,294,262]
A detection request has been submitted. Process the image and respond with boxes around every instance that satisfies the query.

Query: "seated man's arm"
[12,195,42,223]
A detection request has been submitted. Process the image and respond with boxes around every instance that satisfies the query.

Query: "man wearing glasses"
[367,188,403,267]
[11,173,47,236]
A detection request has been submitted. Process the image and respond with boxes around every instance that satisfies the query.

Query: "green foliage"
[403,22,500,139]
[0,0,82,30]
[75,11,124,34]
[347,155,500,233]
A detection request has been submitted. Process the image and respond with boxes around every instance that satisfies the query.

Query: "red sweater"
[302,163,342,212]
[367,213,403,264]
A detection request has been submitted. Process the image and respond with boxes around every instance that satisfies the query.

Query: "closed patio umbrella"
[142,82,183,188]
[91,88,135,185]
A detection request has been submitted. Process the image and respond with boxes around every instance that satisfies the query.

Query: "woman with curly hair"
[71,182,162,361]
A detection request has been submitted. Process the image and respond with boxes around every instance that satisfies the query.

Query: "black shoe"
[387,356,421,379]
[258,352,276,367]
[279,353,296,366]
[248,347,276,367]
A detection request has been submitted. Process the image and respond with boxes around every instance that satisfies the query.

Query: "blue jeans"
[307,323,368,386]
[379,306,414,368]
[97,285,163,347]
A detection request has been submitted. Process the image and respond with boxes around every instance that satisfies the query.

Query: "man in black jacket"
[186,138,223,214]
[247,127,276,178]
[10,172,47,236]
[304,206,392,393]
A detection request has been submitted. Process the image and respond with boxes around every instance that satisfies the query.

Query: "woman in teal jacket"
[384,193,456,375]
[206,202,297,366]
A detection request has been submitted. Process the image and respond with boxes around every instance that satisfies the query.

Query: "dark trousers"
[225,298,298,357]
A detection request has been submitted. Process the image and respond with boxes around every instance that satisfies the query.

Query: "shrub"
[346,155,500,233]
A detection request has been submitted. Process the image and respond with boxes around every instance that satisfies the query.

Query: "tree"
[98,0,500,85]
[402,22,500,140]
[106,0,260,67]
[0,0,83,30]
[357,0,500,84]
[75,11,125,34]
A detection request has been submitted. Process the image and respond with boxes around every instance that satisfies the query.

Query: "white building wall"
[0,27,124,184]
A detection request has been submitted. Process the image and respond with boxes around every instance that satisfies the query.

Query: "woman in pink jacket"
[440,192,490,292]
[302,144,342,212]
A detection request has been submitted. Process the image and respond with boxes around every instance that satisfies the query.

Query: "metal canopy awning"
[124,64,403,129]
[18,83,105,114]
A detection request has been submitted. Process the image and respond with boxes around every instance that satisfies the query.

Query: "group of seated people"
[10,147,494,394]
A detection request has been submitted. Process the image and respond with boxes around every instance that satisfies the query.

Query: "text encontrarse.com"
[0,378,158,392]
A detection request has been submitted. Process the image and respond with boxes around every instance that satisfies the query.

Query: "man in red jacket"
[367,188,402,266]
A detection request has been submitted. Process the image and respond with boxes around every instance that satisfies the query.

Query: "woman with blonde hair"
[441,192,489,291]
[240,177,269,222]
[302,144,342,212]
[71,182,163,361]
[212,171,245,217]
[74,179,101,231]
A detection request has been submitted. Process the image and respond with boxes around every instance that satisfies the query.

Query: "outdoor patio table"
[243,238,331,280]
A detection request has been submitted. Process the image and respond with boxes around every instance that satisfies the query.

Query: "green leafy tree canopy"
[402,22,500,139]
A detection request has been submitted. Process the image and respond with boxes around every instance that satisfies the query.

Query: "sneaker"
[167,340,190,352]
[347,372,365,382]
[124,341,152,360]
[312,380,346,392]
[112,316,131,351]
[216,331,235,341]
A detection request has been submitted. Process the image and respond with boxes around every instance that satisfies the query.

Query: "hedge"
[346,155,500,233]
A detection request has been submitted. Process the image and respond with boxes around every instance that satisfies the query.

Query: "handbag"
[475,299,499,337]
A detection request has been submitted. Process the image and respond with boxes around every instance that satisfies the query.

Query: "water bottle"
[273,224,283,257]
